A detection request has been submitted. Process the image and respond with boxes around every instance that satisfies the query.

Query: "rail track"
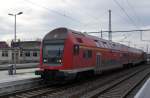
[44,64,150,98]
[3,64,150,98]
[0,78,43,97]
[80,65,150,98]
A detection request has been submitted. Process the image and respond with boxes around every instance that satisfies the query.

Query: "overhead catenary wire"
[112,0,140,29]
[87,28,150,33]
[24,0,84,25]
[125,0,150,42]
[125,0,144,27]
[112,0,143,41]
[24,0,109,31]
[23,0,148,41]
[88,28,150,42]
[125,0,143,41]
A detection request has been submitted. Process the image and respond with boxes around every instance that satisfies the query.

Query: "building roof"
[17,41,41,49]
[0,41,10,48]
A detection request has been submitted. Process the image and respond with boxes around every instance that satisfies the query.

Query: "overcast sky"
[0,0,150,52]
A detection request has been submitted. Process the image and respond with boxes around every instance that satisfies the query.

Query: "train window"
[76,38,83,43]
[83,50,92,59]
[95,41,100,47]
[102,42,108,48]
[112,44,116,47]
[43,44,64,64]
[88,50,92,58]
[73,44,79,55]
[123,53,127,57]
[103,42,107,44]
[107,43,111,48]
[99,42,104,48]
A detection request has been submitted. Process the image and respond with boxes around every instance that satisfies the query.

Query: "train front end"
[35,28,74,80]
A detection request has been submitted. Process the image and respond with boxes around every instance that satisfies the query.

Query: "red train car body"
[36,27,146,80]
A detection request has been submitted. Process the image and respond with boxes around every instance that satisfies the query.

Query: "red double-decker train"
[35,27,146,80]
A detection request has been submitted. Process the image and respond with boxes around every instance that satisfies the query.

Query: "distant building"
[16,41,41,63]
[0,41,41,64]
[0,42,12,64]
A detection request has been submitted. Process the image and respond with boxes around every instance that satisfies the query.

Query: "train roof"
[43,27,68,40]
[44,27,144,54]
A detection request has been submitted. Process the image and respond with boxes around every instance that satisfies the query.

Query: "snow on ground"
[0,68,40,83]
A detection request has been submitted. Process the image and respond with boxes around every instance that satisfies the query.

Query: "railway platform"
[0,68,39,83]
[0,68,41,96]
[135,78,150,98]
[0,63,38,70]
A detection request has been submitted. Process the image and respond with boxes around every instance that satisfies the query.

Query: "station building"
[0,41,41,64]
[16,41,41,63]
[0,42,12,64]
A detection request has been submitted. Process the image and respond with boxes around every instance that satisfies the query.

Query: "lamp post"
[8,12,23,74]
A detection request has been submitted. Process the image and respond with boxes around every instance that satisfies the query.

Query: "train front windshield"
[43,44,64,65]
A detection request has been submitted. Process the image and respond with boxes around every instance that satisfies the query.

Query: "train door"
[95,53,101,74]
[73,44,80,68]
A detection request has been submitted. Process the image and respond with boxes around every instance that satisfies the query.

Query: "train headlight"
[59,59,62,63]
[43,59,47,63]
[57,59,62,63]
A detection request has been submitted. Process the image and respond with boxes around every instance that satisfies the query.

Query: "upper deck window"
[112,44,116,47]
[106,43,112,49]
[44,28,68,40]
[99,42,104,48]
[102,42,108,48]
[94,40,101,48]
[76,38,83,43]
